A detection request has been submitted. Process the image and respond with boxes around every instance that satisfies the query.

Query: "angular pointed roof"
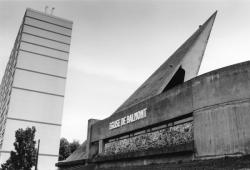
[114,11,217,113]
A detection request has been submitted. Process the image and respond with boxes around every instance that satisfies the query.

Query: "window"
[162,66,185,92]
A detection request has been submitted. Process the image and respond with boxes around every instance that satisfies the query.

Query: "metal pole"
[35,139,40,170]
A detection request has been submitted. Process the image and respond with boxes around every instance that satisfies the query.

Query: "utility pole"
[35,139,40,170]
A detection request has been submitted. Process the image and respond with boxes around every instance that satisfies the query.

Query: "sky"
[0,0,250,143]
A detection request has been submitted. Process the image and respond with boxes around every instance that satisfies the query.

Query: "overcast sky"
[0,0,250,143]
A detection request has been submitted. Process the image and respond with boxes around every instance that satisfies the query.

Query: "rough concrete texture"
[192,61,250,157]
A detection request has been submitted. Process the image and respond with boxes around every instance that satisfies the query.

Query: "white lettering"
[109,108,147,130]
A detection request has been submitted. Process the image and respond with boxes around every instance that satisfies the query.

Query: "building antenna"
[45,6,48,14]
[51,7,55,15]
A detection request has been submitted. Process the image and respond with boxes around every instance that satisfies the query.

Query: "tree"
[59,138,80,161]
[58,138,70,161]
[1,127,37,170]
[69,140,80,153]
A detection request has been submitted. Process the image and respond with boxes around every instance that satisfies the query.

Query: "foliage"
[1,127,37,170]
[103,122,193,155]
[69,140,80,153]
[59,138,80,161]
[58,138,70,161]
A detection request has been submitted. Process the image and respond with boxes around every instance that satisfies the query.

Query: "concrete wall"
[194,101,250,157]
[193,61,250,157]
[89,61,250,158]
[91,80,193,142]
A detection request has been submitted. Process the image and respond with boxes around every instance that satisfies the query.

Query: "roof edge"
[26,8,73,24]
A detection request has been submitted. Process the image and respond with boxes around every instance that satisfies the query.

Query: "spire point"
[114,11,217,113]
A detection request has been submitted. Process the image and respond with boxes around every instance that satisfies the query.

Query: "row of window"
[0,18,25,147]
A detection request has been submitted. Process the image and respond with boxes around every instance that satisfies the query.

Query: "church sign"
[109,108,147,130]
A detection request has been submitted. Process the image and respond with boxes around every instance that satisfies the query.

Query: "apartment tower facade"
[0,8,73,170]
